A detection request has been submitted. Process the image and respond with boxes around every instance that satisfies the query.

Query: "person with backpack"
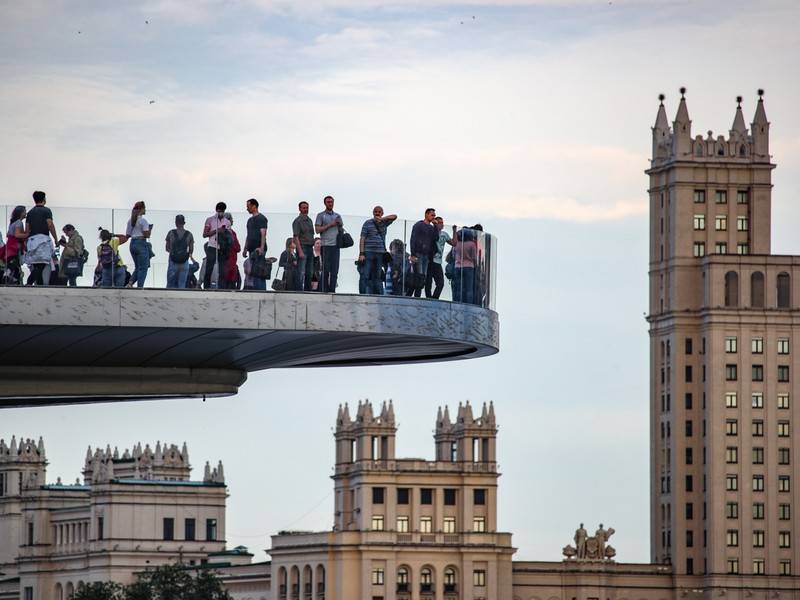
[202,202,231,290]
[97,228,128,288]
[165,214,194,289]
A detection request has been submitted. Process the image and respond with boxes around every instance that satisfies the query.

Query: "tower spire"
[752,88,769,159]
[672,87,692,156]
[730,95,747,139]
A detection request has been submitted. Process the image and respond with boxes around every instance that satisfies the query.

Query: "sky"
[2,0,800,562]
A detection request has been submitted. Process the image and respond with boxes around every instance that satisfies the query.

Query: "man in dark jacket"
[408,208,437,298]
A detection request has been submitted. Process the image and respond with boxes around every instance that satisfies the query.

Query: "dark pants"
[28,264,47,286]
[407,255,429,298]
[320,246,340,293]
[203,246,225,289]
[425,262,444,299]
[297,244,314,291]
[360,251,384,295]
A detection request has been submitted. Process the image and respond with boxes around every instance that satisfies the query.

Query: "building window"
[685,393,692,409]
[163,518,174,541]
[727,530,739,546]
[27,522,33,546]
[778,338,790,354]
[725,392,737,408]
[779,560,792,575]
[693,242,705,257]
[726,447,738,464]
[777,272,791,308]
[726,502,738,519]
[778,393,790,409]
[752,392,764,408]
[397,488,409,504]
[372,487,385,504]
[737,216,749,231]
[716,190,728,204]
[751,272,765,306]
[753,503,765,520]
[371,568,384,585]
[778,365,790,382]
[396,516,409,532]
[752,365,764,381]
[685,420,693,436]
[725,364,737,381]
[779,476,791,492]
[371,515,385,531]
[420,488,433,505]
[185,518,195,541]
[753,530,765,547]
[778,421,790,437]
[753,559,765,575]
[725,337,738,353]
[727,558,739,574]
[752,420,764,437]
[206,518,217,541]
[685,338,693,354]
[98,516,104,541]
[444,489,456,506]
[725,419,738,435]
[419,517,432,533]
[753,475,765,492]
[715,215,728,231]
[686,502,694,520]
[685,447,693,465]
[473,517,486,532]
[778,447,791,465]
[725,271,739,307]
[726,474,738,491]
[473,570,486,587]
[779,504,791,520]
[685,366,693,382]
[24,588,32,600]
[686,475,693,492]
[686,530,694,547]
[474,489,486,505]
[752,447,764,464]
[737,190,749,204]
[752,337,763,353]
[397,567,409,587]
[714,242,727,254]
[737,243,749,255]
[443,517,456,533]
[694,190,706,204]
[778,531,791,548]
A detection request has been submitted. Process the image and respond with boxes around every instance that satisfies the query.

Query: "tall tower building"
[647,89,800,579]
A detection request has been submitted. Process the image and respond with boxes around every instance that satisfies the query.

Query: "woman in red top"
[221,212,241,289]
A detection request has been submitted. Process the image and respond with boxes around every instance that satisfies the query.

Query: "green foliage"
[71,563,231,600]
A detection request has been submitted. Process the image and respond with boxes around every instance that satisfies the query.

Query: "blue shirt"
[360,218,392,253]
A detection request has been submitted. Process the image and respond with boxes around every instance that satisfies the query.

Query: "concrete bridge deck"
[0,287,499,407]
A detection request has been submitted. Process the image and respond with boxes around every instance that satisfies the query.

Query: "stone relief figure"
[563,522,616,561]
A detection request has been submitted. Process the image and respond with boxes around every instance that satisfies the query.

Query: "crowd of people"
[0,191,488,305]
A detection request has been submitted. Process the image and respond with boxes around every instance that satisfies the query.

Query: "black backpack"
[169,230,190,263]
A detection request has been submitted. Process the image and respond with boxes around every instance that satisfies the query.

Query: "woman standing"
[4,206,28,285]
[221,212,241,289]
[126,201,152,288]
[58,224,85,286]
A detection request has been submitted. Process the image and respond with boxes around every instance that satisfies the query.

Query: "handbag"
[64,258,82,277]
[251,255,272,279]
[336,229,354,249]
[271,267,285,291]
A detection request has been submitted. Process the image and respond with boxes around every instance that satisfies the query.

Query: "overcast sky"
[2,0,800,562]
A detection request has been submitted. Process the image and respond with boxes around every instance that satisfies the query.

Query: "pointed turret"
[113,446,119,460]
[154,441,163,464]
[342,402,351,424]
[181,442,189,465]
[37,437,45,458]
[387,400,395,423]
[481,402,489,422]
[752,89,770,159]
[730,95,747,141]
[487,401,496,425]
[652,93,671,160]
[436,406,444,429]
[464,401,474,425]
[443,405,451,427]
[10,435,17,456]
[672,87,692,156]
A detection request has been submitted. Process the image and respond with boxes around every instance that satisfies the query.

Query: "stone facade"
[0,438,227,600]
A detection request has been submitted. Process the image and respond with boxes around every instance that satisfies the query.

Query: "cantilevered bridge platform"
[0,287,499,407]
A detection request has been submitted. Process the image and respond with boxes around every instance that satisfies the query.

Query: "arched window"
[302,565,313,598]
[444,567,458,593]
[739,144,746,157]
[315,565,325,598]
[397,567,410,593]
[65,583,74,600]
[277,567,287,600]
[420,567,434,593]
[777,272,791,308]
[290,566,300,600]
[750,272,765,307]
[725,271,739,307]
[55,583,63,600]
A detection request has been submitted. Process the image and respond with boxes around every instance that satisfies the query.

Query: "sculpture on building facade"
[563,523,616,561]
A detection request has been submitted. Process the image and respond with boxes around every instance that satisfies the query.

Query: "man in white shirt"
[202,202,231,290]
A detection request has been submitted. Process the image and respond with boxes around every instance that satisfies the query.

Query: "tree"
[73,582,125,600]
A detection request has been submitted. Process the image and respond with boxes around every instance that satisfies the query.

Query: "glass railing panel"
[1,205,496,309]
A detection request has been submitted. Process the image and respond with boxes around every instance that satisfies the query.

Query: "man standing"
[243,198,268,290]
[165,214,194,289]
[408,208,437,298]
[202,202,231,289]
[425,215,453,299]
[25,191,59,286]
[292,201,315,291]
[358,206,397,295]
[314,195,343,293]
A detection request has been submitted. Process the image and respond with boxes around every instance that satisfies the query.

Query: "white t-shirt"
[127,216,150,239]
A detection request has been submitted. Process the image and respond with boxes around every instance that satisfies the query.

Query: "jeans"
[320,245,340,293]
[297,244,314,291]
[129,238,150,287]
[453,266,475,304]
[425,261,444,299]
[408,254,429,298]
[359,251,384,295]
[167,260,190,289]
[251,276,266,291]
[102,265,127,287]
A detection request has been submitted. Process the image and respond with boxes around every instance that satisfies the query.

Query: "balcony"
[0,205,499,407]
